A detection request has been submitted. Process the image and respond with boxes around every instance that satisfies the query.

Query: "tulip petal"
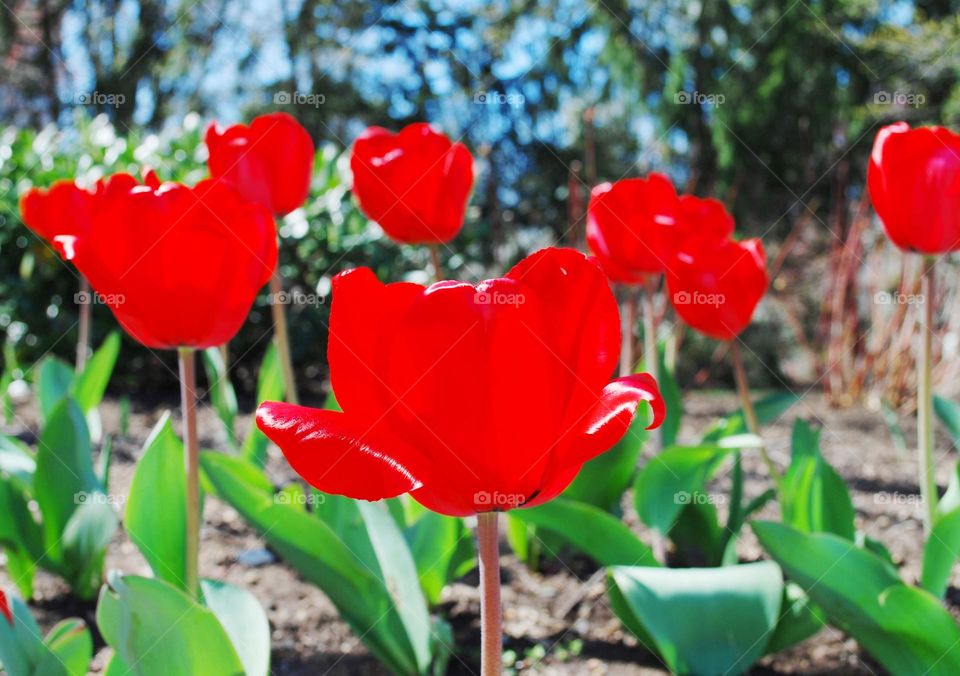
[257,401,426,501]
[573,372,665,464]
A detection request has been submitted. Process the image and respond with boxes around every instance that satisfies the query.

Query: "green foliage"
[608,562,783,675]
[0,592,93,676]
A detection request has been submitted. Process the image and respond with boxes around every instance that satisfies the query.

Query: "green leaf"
[563,406,649,512]
[634,445,734,535]
[201,579,271,676]
[934,395,960,450]
[781,420,855,539]
[125,414,188,591]
[405,510,475,606]
[40,619,94,676]
[0,592,49,676]
[71,332,119,413]
[33,398,100,555]
[608,562,783,675]
[203,347,238,450]
[514,498,659,567]
[241,343,285,466]
[61,499,118,599]
[753,521,960,674]
[37,357,74,421]
[0,433,35,491]
[763,583,827,654]
[96,574,246,676]
[647,347,682,447]
[922,505,960,599]
[701,391,799,443]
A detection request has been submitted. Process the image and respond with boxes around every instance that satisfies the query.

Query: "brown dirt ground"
[1,389,953,675]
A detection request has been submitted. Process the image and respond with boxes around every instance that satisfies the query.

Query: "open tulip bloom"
[868,121,960,534]
[350,122,474,281]
[39,169,277,598]
[206,111,315,404]
[257,247,664,673]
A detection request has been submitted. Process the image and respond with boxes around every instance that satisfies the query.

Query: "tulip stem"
[270,270,299,405]
[643,278,659,392]
[477,512,502,676]
[178,347,201,599]
[918,256,938,534]
[76,276,91,372]
[429,245,443,282]
[730,341,782,487]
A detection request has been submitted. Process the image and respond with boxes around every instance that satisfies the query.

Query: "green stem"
[429,245,443,282]
[477,512,501,676]
[76,277,91,372]
[730,341,783,487]
[918,256,938,534]
[178,347,201,599]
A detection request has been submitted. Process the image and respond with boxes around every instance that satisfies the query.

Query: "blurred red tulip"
[0,589,11,625]
[868,122,960,254]
[667,237,767,341]
[257,247,664,516]
[350,123,474,244]
[586,173,679,282]
[20,180,96,244]
[52,173,277,349]
[205,112,315,216]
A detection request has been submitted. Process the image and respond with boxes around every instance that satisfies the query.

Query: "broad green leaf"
[922,505,960,598]
[0,433,35,491]
[34,398,100,555]
[0,592,49,676]
[644,347,682,447]
[358,502,434,674]
[753,521,960,674]
[37,357,74,421]
[763,583,826,654]
[669,501,727,567]
[564,406,649,512]
[71,332,119,413]
[241,343,284,466]
[934,395,960,450]
[608,562,783,675]
[125,414,188,591]
[781,420,855,539]
[61,499,118,599]
[701,391,799,443]
[96,574,245,676]
[514,498,659,567]
[38,619,93,676]
[634,445,734,535]
[405,510,475,606]
[201,580,271,676]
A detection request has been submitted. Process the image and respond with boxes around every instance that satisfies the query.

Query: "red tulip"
[586,173,679,282]
[350,123,474,244]
[257,247,664,516]
[0,589,11,626]
[51,172,277,349]
[667,237,767,341]
[205,112,315,216]
[20,180,96,244]
[868,122,960,254]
